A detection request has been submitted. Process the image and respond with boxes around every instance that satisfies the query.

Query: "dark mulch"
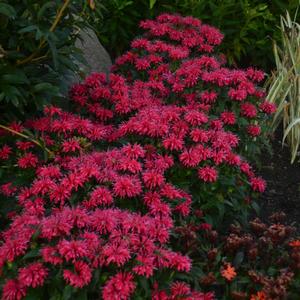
[259,129,300,231]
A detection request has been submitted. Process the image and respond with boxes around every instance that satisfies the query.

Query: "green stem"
[0,124,53,156]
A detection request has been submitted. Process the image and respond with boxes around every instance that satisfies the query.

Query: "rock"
[63,28,112,92]
[75,28,112,76]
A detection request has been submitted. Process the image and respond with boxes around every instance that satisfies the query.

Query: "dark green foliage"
[0,0,101,119]
[96,0,299,70]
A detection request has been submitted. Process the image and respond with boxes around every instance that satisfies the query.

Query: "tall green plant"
[266,10,300,163]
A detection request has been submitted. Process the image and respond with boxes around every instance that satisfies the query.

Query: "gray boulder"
[75,28,112,76]
[63,28,112,90]
[61,28,112,105]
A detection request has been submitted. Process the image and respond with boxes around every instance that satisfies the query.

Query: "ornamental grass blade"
[266,10,300,163]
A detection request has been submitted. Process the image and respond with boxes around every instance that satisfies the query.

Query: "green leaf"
[2,72,29,84]
[267,266,277,276]
[22,248,40,260]
[149,0,157,9]
[0,3,16,18]
[58,55,77,71]
[63,286,74,300]
[1,84,22,99]
[251,201,260,215]
[33,82,54,93]
[0,92,5,101]
[47,36,58,69]
[18,25,38,34]
[38,2,56,20]
[116,1,133,11]
[137,277,150,297]
[49,291,62,300]
[24,288,43,300]
[75,289,87,300]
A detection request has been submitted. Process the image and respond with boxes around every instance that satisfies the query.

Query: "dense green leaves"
[0,3,16,18]
[0,0,100,119]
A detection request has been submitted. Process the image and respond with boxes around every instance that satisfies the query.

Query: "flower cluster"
[0,144,196,299]
[69,14,275,222]
[0,13,278,299]
[70,14,275,149]
[0,106,112,174]
[112,14,275,165]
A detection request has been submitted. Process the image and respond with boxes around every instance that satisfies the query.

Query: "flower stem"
[0,124,53,156]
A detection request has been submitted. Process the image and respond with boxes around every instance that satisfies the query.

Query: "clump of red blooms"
[67,72,269,205]
[0,13,278,299]
[0,140,198,299]
[69,13,274,200]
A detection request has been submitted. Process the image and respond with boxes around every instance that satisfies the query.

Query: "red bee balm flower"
[18,263,48,288]
[198,166,218,183]
[0,145,12,159]
[247,124,261,137]
[2,279,26,300]
[220,111,236,125]
[250,177,266,193]
[241,102,257,118]
[63,261,92,288]
[259,101,276,114]
[102,272,136,300]
[17,152,38,169]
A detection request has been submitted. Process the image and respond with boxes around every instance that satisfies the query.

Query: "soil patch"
[259,129,300,231]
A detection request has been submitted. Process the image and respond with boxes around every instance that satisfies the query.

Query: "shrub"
[0,107,111,227]
[0,0,99,118]
[0,13,276,299]
[0,107,212,299]
[69,14,275,227]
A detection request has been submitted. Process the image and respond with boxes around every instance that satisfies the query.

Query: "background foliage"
[95,0,300,70]
[1,0,299,119]
[0,0,100,119]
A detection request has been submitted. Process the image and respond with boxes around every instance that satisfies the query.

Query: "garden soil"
[259,129,300,231]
